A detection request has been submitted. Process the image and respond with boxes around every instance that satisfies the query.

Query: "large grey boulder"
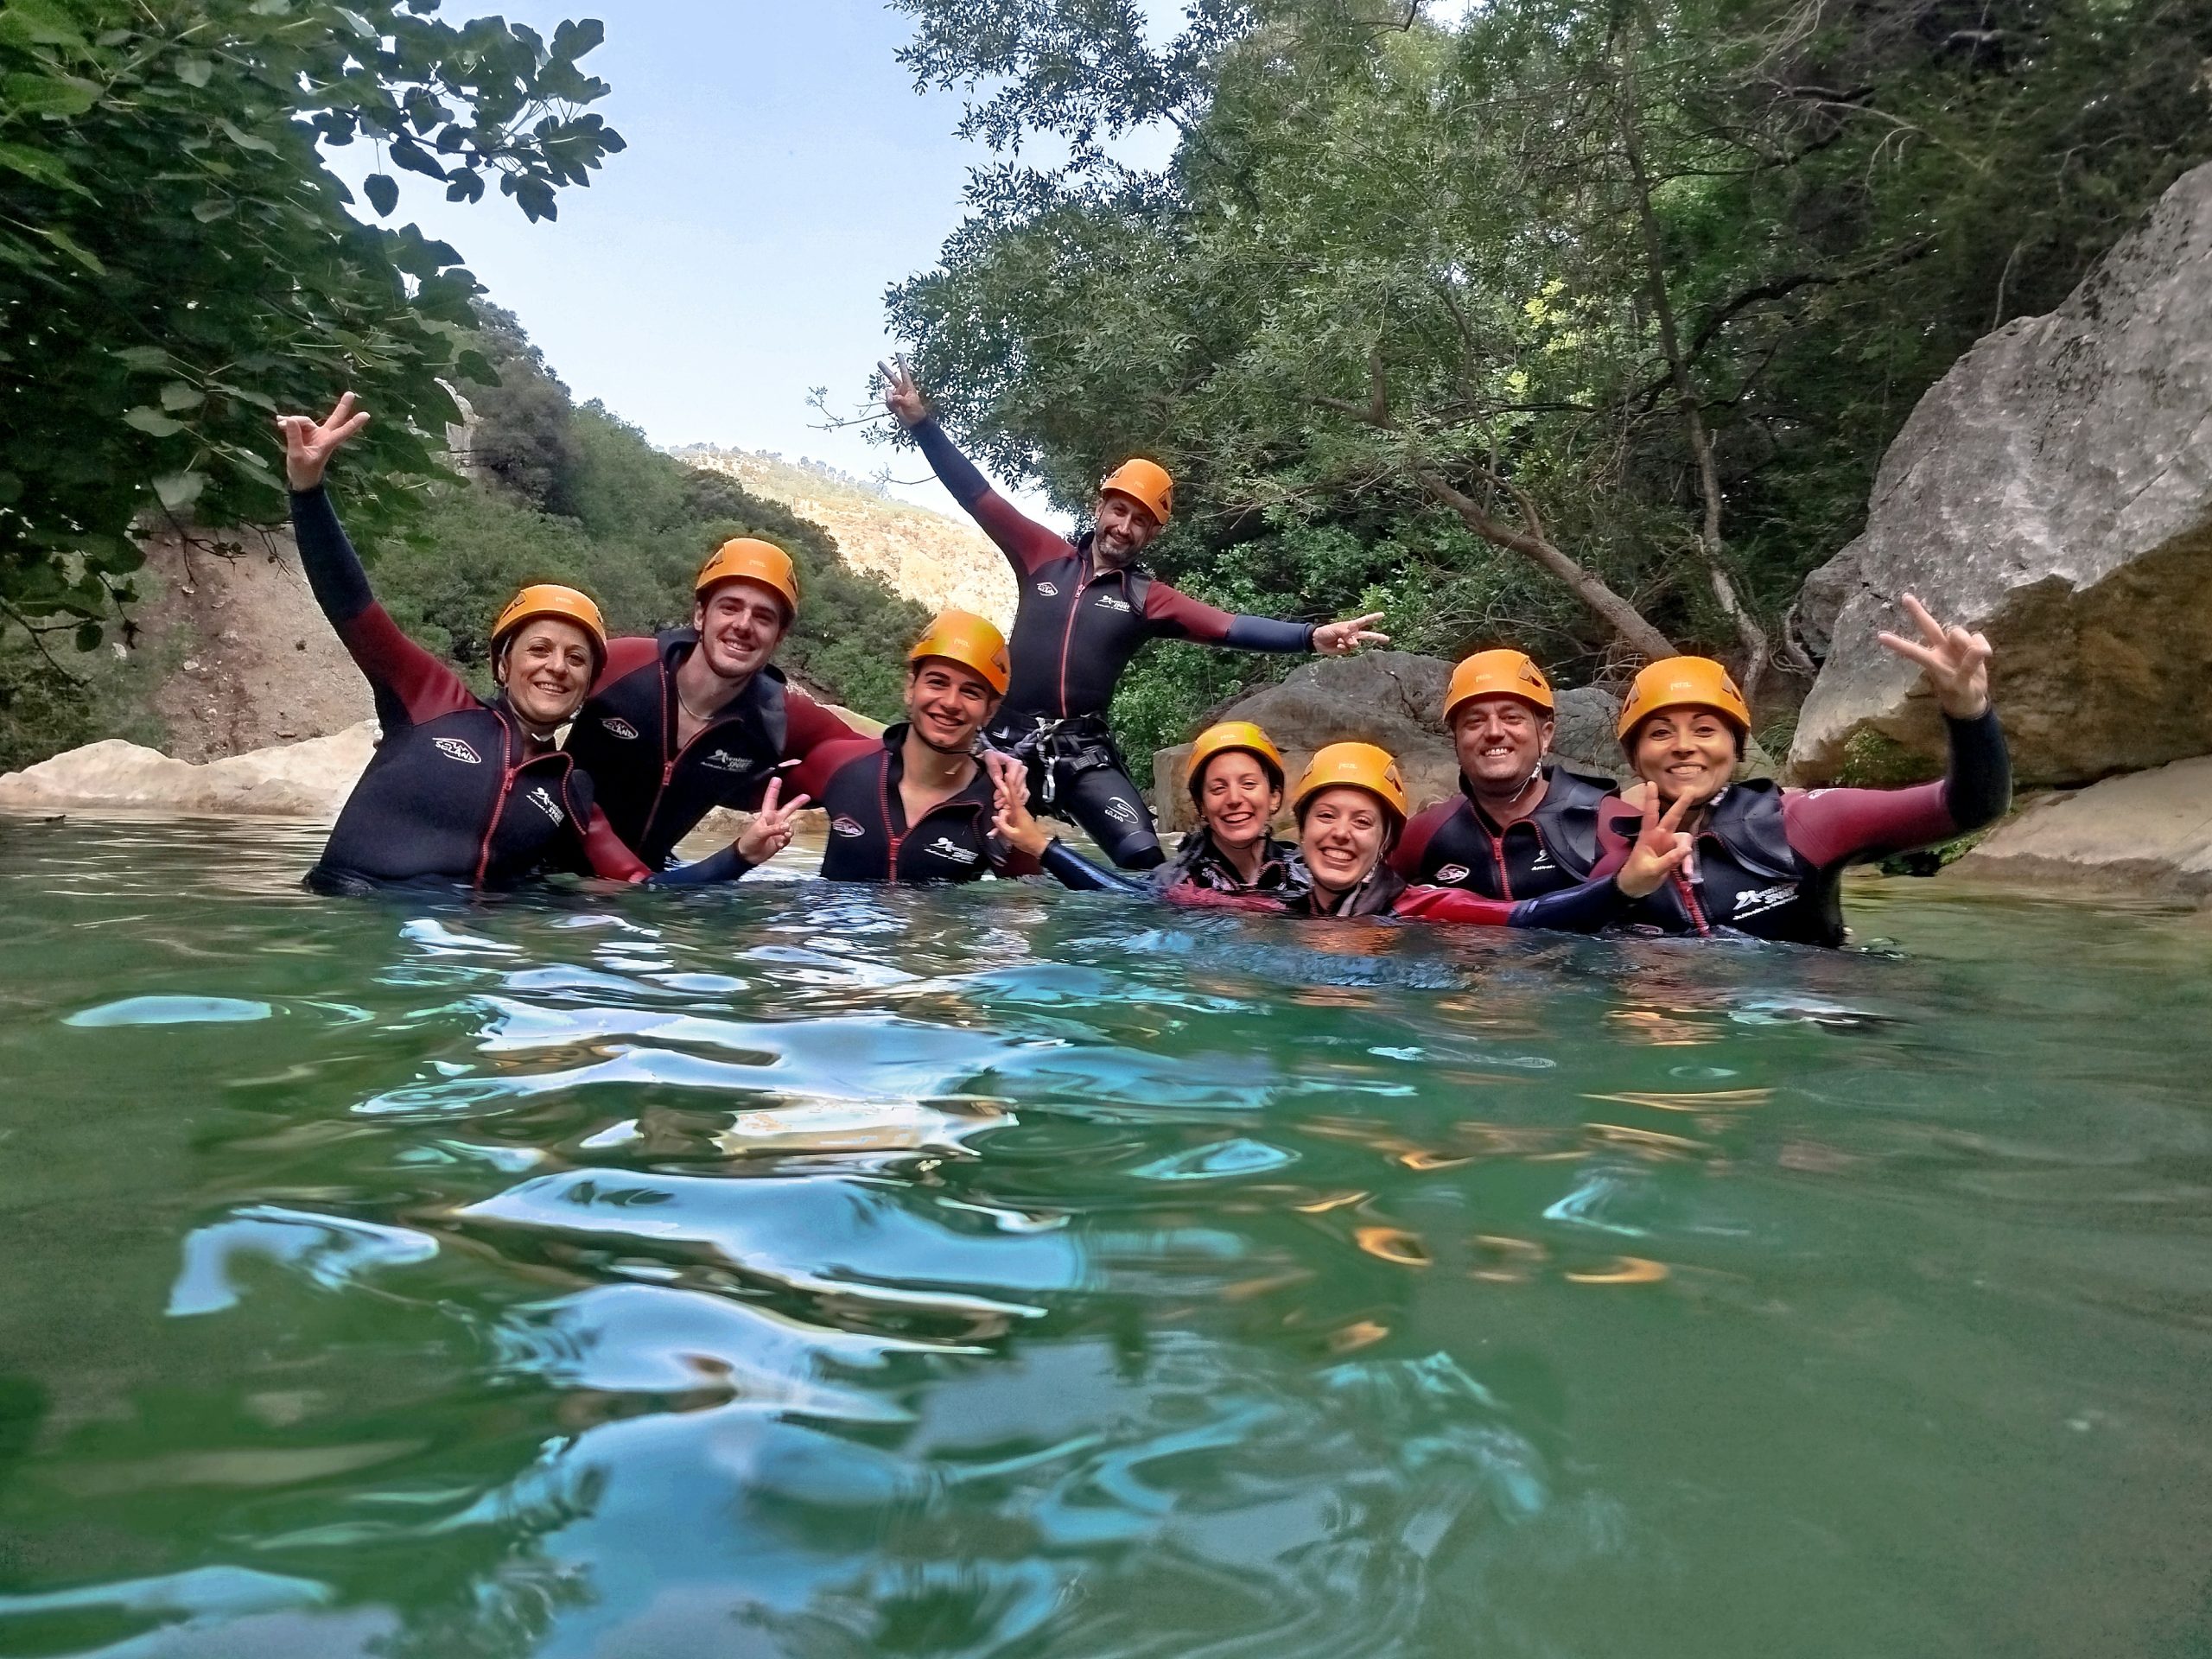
[1948,757,2212,903]
[1790,160,2212,787]
[1149,652,1629,833]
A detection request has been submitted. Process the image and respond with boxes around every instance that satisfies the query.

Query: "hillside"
[678,447,1014,626]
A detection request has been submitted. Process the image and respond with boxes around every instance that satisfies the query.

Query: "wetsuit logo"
[926,836,980,866]
[600,717,639,741]
[701,750,751,773]
[526,786,563,825]
[1094,594,1132,613]
[1529,849,1555,873]
[1036,581,1058,597]
[830,816,865,839]
[434,738,481,766]
[1730,881,1799,919]
[1434,863,1471,885]
[1102,797,1141,826]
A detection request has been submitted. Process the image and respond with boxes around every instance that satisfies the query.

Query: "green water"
[1,818,2209,1658]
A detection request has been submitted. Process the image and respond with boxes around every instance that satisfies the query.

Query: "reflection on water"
[2,817,2211,1656]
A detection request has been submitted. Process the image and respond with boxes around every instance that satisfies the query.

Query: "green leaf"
[215,118,278,156]
[0,0,88,50]
[36,223,104,273]
[153,471,206,512]
[73,620,102,652]
[157,381,202,412]
[122,406,184,436]
[363,172,397,215]
[0,471,20,504]
[3,73,100,117]
[175,55,213,88]
[191,197,235,223]
[113,346,168,370]
[0,139,90,196]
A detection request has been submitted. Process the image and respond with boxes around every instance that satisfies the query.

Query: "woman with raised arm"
[1586,595,2012,943]
[277,395,780,893]
[997,740,1694,932]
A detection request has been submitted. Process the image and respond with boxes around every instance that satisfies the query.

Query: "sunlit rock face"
[1790,160,2212,788]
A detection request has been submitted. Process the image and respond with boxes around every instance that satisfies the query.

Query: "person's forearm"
[645,844,760,887]
[910,416,992,510]
[1942,709,2012,831]
[1508,874,1635,934]
[1039,838,1148,893]
[1221,614,1319,653]
[289,486,373,622]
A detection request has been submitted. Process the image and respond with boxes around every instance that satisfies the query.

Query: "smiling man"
[1388,650,1617,900]
[882,361,1388,870]
[563,537,867,868]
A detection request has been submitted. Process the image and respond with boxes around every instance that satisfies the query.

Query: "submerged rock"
[0,723,378,818]
[1951,757,2212,903]
[1790,160,2212,787]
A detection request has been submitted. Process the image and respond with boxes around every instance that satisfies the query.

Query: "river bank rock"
[1948,757,2212,903]
[0,722,378,818]
[1789,160,2212,788]
[1148,653,1630,833]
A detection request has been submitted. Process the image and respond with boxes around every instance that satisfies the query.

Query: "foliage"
[0,0,622,659]
[371,318,929,719]
[886,0,2212,754]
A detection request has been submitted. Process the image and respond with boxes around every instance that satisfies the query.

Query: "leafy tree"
[0,0,623,664]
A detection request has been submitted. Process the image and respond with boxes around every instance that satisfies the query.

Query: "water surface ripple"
[2,819,2210,1657]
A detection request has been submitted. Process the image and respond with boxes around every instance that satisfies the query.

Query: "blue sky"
[342,2,1175,515]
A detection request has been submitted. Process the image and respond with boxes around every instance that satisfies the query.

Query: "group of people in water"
[273,365,2010,949]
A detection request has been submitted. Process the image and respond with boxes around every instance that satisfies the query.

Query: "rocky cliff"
[1789,160,2212,788]
[679,447,1014,626]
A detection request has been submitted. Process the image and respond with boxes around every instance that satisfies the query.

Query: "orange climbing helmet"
[1292,741,1409,827]
[695,537,799,621]
[1617,656,1751,744]
[1444,649,1555,725]
[906,608,1011,696]
[492,584,607,670]
[1099,458,1173,526]
[1185,721,1286,800]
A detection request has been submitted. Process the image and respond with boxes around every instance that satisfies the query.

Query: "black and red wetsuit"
[1035,839,1633,932]
[769,726,1043,885]
[1388,764,1614,899]
[291,487,651,893]
[911,416,1315,868]
[1162,828,1311,898]
[1587,709,2012,944]
[563,631,861,868]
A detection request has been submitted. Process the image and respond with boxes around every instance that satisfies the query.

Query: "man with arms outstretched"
[883,361,1388,868]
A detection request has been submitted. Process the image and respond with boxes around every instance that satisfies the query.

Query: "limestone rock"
[1790,160,2212,787]
[1949,757,2212,902]
[0,722,378,819]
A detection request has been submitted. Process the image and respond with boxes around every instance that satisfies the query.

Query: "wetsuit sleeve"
[1038,838,1150,893]
[1394,876,1630,933]
[578,804,653,883]
[991,837,1044,879]
[782,690,868,760]
[1389,802,1450,880]
[1783,710,2013,869]
[593,635,661,696]
[644,842,760,887]
[290,487,475,730]
[1141,580,1316,651]
[790,736,883,804]
[910,416,1069,575]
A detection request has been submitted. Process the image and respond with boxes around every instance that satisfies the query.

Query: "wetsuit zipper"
[877,752,902,887]
[1055,566,1096,718]
[1673,867,1713,937]
[640,658,753,855]
[473,712,523,890]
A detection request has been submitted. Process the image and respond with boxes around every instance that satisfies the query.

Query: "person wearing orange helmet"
[1000,739,1695,931]
[720,610,1043,885]
[1389,649,1617,900]
[882,359,1388,870]
[1164,721,1310,897]
[276,396,769,891]
[559,525,878,871]
[1587,597,2012,943]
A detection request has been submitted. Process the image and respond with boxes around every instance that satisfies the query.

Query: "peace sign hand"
[1313,613,1389,657]
[1615,791,1694,899]
[736,775,811,865]
[273,392,371,493]
[1878,593,1993,718]
[878,357,930,429]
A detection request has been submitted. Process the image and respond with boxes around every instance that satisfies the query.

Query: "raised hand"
[736,776,811,865]
[1878,593,1993,719]
[993,786,1052,861]
[982,747,1028,817]
[273,392,371,493]
[1313,613,1390,657]
[1615,791,1694,899]
[878,357,930,429]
